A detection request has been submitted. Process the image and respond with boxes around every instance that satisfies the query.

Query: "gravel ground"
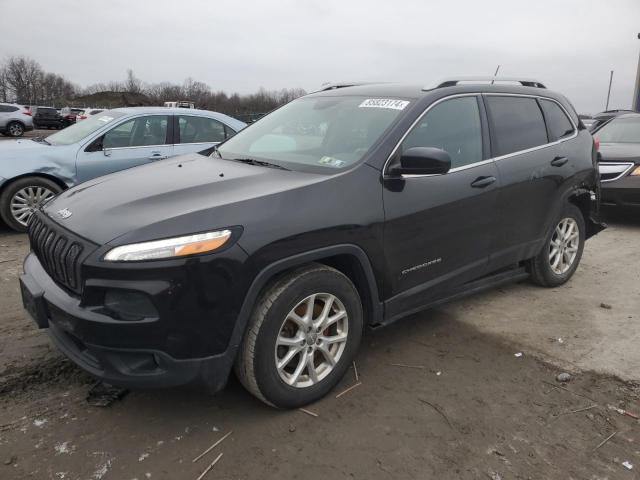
[0,209,639,479]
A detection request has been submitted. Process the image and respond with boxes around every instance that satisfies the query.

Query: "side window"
[0,105,18,113]
[539,99,575,141]
[486,96,548,157]
[402,96,483,169]
[103,116,168,149]
[178,116,227,144]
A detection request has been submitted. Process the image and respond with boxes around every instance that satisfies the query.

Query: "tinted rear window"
[0,105,19,113]
[487,96,548,157]
[540,99,574,141]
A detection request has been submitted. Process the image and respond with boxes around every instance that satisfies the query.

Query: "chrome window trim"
[598,162,635,183]
[172,141,221,147]
[103,144,171,151]
[383,92,579,179]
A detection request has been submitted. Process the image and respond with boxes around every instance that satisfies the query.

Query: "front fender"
[0,144,77,188]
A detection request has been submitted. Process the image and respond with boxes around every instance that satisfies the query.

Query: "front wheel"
[6,122,24,137]
[235,264,363,408]
[528,204,585,287]
[0,177,62,232]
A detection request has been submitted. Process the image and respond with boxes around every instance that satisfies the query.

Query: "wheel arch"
[0,173,68,198]
[6,119,26,128]
[243,245,383,329]
[566,187,605,239]
[205,244,383,393]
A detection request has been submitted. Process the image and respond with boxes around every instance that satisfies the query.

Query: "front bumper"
[601,175,640,207]
[20,252,244,391]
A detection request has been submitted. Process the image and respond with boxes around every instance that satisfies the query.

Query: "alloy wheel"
[8,123,24,137]
[275,293,349,388]
[548,217,579,275]
[10,186,55,226]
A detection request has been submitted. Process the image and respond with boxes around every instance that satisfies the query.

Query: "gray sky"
[1,0,639,113]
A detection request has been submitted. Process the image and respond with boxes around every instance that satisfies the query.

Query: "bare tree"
[0,66,9,103]
[0,55,305,115]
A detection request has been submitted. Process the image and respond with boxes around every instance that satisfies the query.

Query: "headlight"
[103,230,232,262]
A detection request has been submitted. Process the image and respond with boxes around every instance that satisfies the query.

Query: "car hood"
[0,138,51,156]
[598,143,640,164]
[43,153,326,245]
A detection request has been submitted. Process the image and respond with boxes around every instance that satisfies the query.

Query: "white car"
[0,103,35,137]
[76,108,105,122]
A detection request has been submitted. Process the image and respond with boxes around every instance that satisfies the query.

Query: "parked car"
[0,107,245,231]
[76,108,104,122]
[164,101,195,109]
[593,113,640,207]
[32,106,63,130]
[0,103,34,137]
[19,79,603,408]
[59,107,85,127]
[588,109,636,132]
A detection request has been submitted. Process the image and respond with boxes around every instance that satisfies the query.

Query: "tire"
[0,177,62,232]
[6,121,24,137]
[528,203,585,287]
[235,263,363,408]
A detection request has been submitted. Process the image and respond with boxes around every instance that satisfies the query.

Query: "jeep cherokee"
[20,78,604,408]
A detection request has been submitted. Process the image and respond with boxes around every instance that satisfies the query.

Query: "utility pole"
[633,33,640,111]
[605,70,614,110]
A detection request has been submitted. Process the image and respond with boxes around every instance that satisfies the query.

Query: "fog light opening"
[103,289,158,321]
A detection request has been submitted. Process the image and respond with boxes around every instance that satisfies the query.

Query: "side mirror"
[85,135,104,153]
[391,147,451,176]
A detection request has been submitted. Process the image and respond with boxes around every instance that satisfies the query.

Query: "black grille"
[28,214,85,294]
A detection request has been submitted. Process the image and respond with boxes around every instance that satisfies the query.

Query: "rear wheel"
[235,264,363,408]
[0,177,62,232]
[6,122,24,137]
[529,204,585,287]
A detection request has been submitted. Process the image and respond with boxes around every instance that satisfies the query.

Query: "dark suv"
[33,106,63,129]
[20,79,603,408]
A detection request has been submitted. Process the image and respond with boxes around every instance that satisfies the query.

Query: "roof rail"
[427,77,547,90]
[316,81,379,92]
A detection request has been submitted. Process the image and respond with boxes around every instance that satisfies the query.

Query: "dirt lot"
[3,128,58,140]
[1,209,639,480]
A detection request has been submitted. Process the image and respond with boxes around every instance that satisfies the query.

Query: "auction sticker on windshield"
[359,99,410,110]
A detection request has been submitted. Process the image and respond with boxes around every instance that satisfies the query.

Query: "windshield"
[217,96,409,172]
[597,117,640,143]
[47,111,125,145]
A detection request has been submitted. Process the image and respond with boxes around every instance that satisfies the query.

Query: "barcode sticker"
[359,99,409,110]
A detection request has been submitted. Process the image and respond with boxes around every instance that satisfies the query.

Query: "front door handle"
[470,176,497,188]
[148,152,168,160]
[551,156,568,167]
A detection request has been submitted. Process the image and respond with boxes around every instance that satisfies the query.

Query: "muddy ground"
[1,209,639,480]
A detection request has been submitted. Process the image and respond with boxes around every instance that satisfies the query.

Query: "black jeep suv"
[20,79,603,408]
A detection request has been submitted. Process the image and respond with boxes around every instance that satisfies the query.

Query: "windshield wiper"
[231,158,289,171]
[31,136,51,145]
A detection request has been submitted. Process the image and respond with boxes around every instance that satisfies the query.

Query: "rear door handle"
[551,156,568,167]
[470,176,497,188]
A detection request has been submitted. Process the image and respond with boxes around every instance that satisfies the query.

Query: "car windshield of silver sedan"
[217,96,409,171]
[597,117,640,144]
[46,111,125,146]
